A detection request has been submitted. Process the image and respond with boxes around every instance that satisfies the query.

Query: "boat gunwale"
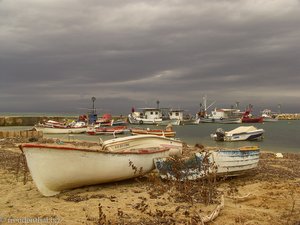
[19,143,170,155]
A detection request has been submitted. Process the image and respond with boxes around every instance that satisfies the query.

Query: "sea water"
[1,119,299,153]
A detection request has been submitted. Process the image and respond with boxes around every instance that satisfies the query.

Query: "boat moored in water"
[211,126,265,141]
[34,120,87,134]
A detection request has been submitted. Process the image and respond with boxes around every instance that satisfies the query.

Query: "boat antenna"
[156,100,160,109]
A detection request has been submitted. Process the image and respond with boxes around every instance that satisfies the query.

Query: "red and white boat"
[34,120,87,134]
[86,125,128,135]
[130,127,176,137]
[242,110,263,123]
[96,113,113,126]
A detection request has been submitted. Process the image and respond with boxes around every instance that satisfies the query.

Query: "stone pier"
[0,130,43,139]
[0,116,77,126]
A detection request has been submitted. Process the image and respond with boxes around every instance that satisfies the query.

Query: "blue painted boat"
[154,146,260,180]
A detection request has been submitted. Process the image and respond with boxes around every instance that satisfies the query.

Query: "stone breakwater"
[0,116,76,126]
[277,113,300,120]
[0,130,43,139]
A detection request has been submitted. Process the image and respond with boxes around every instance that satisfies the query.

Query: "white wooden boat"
[34,120,87,134]
[130,125,176,137]
[101,134,183,156]
[154,146,260,180]
[128,108,163,125]
[211,126,265,141]
[197,106,242,124]
[86,125,128,135]
[19,143,170,196]
[34,126,87,134]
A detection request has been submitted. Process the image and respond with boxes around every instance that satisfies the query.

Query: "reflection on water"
[1,120,299,153]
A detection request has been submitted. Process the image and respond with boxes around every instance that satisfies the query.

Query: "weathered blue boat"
[154,146,260,180]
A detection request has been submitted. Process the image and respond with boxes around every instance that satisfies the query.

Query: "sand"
[0,138,299,225]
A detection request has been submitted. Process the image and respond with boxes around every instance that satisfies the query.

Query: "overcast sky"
[1,0,300,115]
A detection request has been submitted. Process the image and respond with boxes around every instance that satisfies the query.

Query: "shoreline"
[0,137,299,224]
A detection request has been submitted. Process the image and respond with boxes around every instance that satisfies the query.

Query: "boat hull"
[224,130,264,141]
[34,126,87,134]
[154,146,260,180]
[130,128,176,137]
[20,144,170,196]
[200,118,242,124]
[128,114,162,125]
[102,135,183,156]
[211,126,265,142]
[86,126,127,135]
[242,118,263,123]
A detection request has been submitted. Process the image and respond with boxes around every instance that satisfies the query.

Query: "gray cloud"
[1,0,300,114]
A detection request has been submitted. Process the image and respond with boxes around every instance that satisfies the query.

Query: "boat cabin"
[168,109,184,120]
[139,108,163,120]
[211,108,242,119]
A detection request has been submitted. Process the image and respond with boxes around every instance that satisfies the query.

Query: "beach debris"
[275,153,284,158]
[227,193,256,202]
[198,195,225,224]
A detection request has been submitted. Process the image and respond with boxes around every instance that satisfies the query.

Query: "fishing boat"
[34,120,87,134]
[210,126,265,141]
[130,125,176,137]
[128,108,163,125]
[101,134,183,156]
[200,108,242,124]
[242,110,263,123]
[195,96,242,124]
[154,146,260,181]
[166,109,197,125]
[86,125,128,135]
[96,113,113,126]
[19,143,170,196]
[261,109,278,122]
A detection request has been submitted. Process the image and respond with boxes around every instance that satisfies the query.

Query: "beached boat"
[86,125,128,135]
[154,146,260,180]
[19,143,171,196]
[130,125,176,137]
[211,126,265,141]
[34,120,87,134]
[101,134,183,156]
[242,110,263,123]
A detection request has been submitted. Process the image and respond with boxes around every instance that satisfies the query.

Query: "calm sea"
[1,113,299,153]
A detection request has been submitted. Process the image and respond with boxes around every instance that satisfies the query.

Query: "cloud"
[0,0,300,113]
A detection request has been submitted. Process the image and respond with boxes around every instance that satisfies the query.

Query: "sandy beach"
[0,137,299,225]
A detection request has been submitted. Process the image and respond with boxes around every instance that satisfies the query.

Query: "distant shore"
[1,113,300,126]
[0,137,299,224]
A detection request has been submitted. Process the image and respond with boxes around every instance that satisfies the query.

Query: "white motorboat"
[211,126,265,141]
